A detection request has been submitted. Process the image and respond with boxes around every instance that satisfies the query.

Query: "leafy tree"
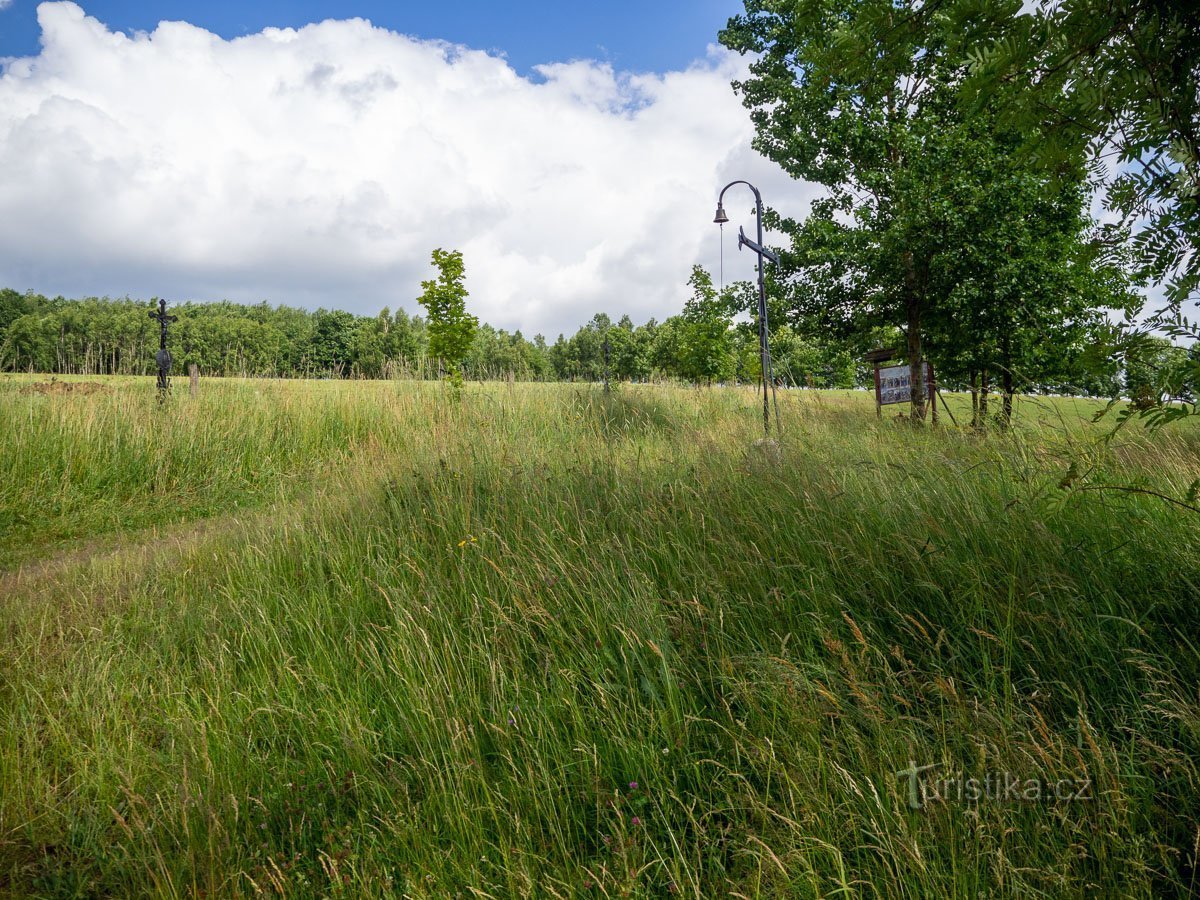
[349,311,389,377]
[770,325,857,388]
[966,0,1200,307]
[417,249,478,393]
[612,315,652,382]
[385,308,423,374]
[0,289,45,357]
[649,316,686,379]
[548,335,572,380]
[1125,334,1194,409]
[721,0,980,417]
[720,0,1125,420]
[310,309,356,375]
[529,334,553,380]
[679,267,735,385]
[919,121,1137,421]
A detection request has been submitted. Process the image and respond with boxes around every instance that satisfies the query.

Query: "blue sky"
[0,1,812,334]
[0,1,742,73]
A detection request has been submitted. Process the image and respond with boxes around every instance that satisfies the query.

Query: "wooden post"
[873,364,882,419]
[865,348,896,419]
[189,364,199,397]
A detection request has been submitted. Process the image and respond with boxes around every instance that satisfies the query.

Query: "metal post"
[714,181,780,436]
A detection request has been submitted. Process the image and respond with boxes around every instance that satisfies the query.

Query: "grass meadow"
[1,374,1198,897]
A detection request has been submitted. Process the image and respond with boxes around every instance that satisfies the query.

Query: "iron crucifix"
[148,298,177,399]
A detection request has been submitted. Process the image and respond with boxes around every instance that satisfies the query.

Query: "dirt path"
[0,458,383,605]
[0,514,239,600]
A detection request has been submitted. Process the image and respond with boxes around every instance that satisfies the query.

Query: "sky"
[0,1,818,336]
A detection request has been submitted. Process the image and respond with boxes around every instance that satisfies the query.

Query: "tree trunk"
[980,369,990,421]
[1001,332,1014,426]
[902,252,926,422]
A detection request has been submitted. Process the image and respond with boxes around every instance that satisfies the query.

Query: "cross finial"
[149,297,177,325]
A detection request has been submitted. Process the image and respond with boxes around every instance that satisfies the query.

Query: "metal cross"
[148,298,177,400]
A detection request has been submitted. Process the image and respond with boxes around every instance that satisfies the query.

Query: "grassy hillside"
[2,377,1198,897]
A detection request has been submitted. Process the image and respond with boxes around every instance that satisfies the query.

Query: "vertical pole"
[929,362,938,426]
[157,300,167,401]
[754,192,770,435]
[758,273,769,434]
[716,180,780,437]
[873,364,882,419]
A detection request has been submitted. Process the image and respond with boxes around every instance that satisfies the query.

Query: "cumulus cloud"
[0,2,817,335]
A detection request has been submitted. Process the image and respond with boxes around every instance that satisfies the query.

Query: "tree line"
[3,279,1191,407]
[0,284,860,388]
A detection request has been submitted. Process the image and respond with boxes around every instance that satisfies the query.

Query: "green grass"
[1,378,1198,897]
[0,374,446,568]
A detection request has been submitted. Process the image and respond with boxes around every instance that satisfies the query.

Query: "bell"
[713,203,729,225]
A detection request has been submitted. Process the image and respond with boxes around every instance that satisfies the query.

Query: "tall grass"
[0,376,447,567]
[1,380,1198,896]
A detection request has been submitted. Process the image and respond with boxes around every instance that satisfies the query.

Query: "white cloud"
[0,2,817,335]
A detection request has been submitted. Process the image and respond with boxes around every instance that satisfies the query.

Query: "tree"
[721,0,981,418]
[917,119,1138,421]
[964,0,1200,427]
[311,309,356,375]
[967,0,1200,307]
[1124,334,1194,409]
[650,316,686,379]
[350,311,389,377]
[612,315,651,382]
[720,0,1125,420]
[679,267,735,385]
[417,249,478,394]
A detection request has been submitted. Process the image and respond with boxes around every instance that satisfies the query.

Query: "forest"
[2,282,1193,410]
[0,283,850,384]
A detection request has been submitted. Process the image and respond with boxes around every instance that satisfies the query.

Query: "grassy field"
[1,375,1198,897]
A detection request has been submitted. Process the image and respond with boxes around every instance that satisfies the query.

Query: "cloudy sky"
[0,1,818,337]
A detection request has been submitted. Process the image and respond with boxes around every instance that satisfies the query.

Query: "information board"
[875,362,933,406]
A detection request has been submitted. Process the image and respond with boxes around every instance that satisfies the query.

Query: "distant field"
[0,374,1146,569]
[1,376,1198,896]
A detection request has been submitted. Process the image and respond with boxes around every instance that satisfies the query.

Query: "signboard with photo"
[875,361,934,406]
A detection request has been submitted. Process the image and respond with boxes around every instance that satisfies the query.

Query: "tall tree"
[310,309,356,375]
[967,0,1200,426]
[720,0,1123,420]
[967,0,1200,307]
[417,249,478,394]
[721,0,986,417]
[679,267,735,385]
